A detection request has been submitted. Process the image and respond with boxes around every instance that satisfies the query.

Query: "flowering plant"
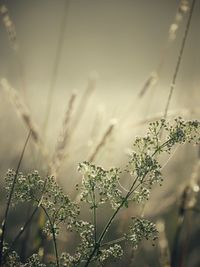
[0,118,199,266]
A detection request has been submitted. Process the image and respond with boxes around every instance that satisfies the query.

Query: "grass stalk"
[0,78,51,167]
[71,76,96,133]
[88,119,116,162]
[138,0,190,102]
[2,178,49,263]
[42,0,69,137]
[0,130,31,265]
[40,205,60,267]
[50,91,76,177]
[92,189,97,244]
[163,0,196,120]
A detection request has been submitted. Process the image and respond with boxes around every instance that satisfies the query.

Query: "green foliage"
[1,118,199,266]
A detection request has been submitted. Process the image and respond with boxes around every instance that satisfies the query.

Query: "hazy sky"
[1,0,199,94]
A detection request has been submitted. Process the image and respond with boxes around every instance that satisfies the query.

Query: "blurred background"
[0,0,200,266]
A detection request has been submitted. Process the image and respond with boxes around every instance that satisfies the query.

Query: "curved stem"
[0,130,31,265]
[7,206,38,253]
[2,177,49,264]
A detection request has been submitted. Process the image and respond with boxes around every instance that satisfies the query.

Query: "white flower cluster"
[125,217,158,249]
[78,162,123,209]
[2,118,199,266]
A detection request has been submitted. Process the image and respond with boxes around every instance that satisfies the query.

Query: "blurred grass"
[0,0,200,266]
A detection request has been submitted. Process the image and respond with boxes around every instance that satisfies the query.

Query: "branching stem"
[83,139,172,267]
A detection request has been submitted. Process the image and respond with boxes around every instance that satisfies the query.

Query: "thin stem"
[20,204,33,260]
[3,192,60,266]
[0,130,31,265]
[99,139,171,242]
[83,139,172,267]
[8,206,38,251]
[40,205,60,267]
[2,177,48,263]
[92,189,97,244]
[163,0,196,120]
[83,189,133,266]
[84,173,141,267]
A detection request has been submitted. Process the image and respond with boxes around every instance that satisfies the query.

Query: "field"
[0,1,200,266]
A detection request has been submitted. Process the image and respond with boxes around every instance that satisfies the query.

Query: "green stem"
[92,189,97,244]
[2,177,49,264]
[40,205,60,267]
[0,131,31,265]
[83,178,138,267]
[83,139,172,267]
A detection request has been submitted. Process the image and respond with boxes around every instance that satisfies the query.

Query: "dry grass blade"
[168,0,190,42]
[138,72,158,98]
[42,0,69,136]
[50,74,97,177]
[123,0,190,124]
[0,3,28,101]
[138,0,190,99]
[0,78,49,162]
[0,4,18,51]
[50,91,77,177]
[71,75,97,132]
[88,119,117,162]
[1,78,40,143]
